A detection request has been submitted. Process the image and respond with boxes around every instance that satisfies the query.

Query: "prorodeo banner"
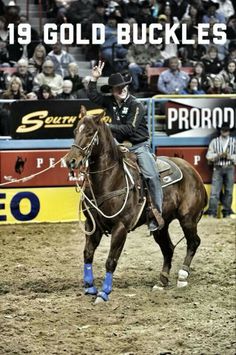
[0,187,84,224]
[10,100,106,139]
[166,98,236,136]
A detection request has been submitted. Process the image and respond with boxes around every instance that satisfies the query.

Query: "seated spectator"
[207,74,231,94]
[227,14,236,40]
[202,45,223,76]
[46,40,75,77]
[180,77,205,94]
[2,76,26,99]
[136,1,157,26]
[192,61,211,92]
[0,16,10,67]
[202,0,226,24]
[127,40,164,92]
[0,70,7,94]
[77,76,91,99]
[178,31,206,65]
[219,60,236,93]
[14,58,34,94]
[57,80,77,99]
[29,44,47,75]
[100,13,127,72]
[64,62,83,93]
[33,60,63,96]
[37,84,54,100]
[4,1,20,26]
[218,0,234,20]
[165,0,189,21]
[18,14,40,58]
[157,56,189,94]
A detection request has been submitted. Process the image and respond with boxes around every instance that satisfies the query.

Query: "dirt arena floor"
[0,217,235,355]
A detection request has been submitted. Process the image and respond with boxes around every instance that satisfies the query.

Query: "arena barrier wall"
[0,96,235,223]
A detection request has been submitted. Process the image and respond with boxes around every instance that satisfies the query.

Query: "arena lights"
[8,22,227,46]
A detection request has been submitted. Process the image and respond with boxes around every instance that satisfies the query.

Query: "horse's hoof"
[160,272,169,287]
[94,291,109,304]
[152,284,164,291]
[177,269,189,288]
[177,280,188,288]
[84,286,98,295]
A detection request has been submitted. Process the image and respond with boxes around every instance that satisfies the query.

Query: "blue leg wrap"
[97,291,109,301]
[84,263,94,287]
[85,286,98,295]
[102,272,113,295]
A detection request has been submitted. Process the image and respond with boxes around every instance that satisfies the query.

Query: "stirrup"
[152,208,165,230]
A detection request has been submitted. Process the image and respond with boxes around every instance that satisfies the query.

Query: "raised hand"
[91,61,105,80]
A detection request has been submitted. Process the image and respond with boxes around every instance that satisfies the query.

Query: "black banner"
[165,98,236,136]
[10,100,104,139]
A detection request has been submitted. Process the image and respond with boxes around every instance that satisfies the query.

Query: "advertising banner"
[0,187,83,224]
[164,98,236,136]
[0,149,73,187]
[10,100,105,139]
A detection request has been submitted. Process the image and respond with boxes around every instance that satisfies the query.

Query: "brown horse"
[66,112,207,303]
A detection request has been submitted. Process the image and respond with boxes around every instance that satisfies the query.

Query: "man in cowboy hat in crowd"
[87,61,164,232]
[206,122,236,218]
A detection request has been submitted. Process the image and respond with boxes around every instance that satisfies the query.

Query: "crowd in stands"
[0,0,235,107]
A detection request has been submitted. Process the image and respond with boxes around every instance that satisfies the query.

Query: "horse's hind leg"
[178,216,201,287]
[95,221,127,303]
[83,227,102,295]
[153,225,174,287]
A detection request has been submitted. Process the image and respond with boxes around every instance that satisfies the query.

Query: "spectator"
[2,76,26,99]
[29,44,47,75]
[202,45,223,76]
[37,84,54,100]
[57,80,77,99]
[205,122,236,218]
[0,16,10,67]
[136,1,156,26]
[219,60,236,92]
[180,76,205,94]
[192,61,211,92]
[178,31,206,65]
[64,62,83,93]
[46,41,75,77]
[167,0,189,21]
[84,1,106,61]
[33,60,63,96]
[4,1,20,26]
[227,14,236,40]
[14,58,34,94]
[207,74,231,94]
[157,56,189,94]
[218,0,234,20]
[77,76,91,99]
[100,13,127,72]
[18,15,40,58]
[127,40,164,92]
[202,0,226,24]
[66,0,94,32]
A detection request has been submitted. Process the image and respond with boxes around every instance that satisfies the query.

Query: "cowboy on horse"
[87,61,164,232]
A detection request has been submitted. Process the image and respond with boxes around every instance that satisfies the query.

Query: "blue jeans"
[128,64,143,91]
[208,165,235,216]
[130,142,163,213]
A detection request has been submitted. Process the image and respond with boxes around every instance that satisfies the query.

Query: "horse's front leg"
[95,221,127,303]
[84,224,102,295]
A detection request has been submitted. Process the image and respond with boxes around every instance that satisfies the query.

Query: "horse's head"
[66,106,104,172]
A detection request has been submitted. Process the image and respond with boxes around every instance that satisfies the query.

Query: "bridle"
[72,130,99,161]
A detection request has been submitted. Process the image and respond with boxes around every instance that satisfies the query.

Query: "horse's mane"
[98,121,122,163]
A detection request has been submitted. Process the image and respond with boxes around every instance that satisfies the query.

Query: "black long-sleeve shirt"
[87,81,149,145]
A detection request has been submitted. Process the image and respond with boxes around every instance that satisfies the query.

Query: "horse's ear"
[80,105,87,118]
[94,110,106,124]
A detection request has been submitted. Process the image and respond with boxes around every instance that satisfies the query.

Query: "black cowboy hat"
[101,73,132,93]
[218,122,234,131]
